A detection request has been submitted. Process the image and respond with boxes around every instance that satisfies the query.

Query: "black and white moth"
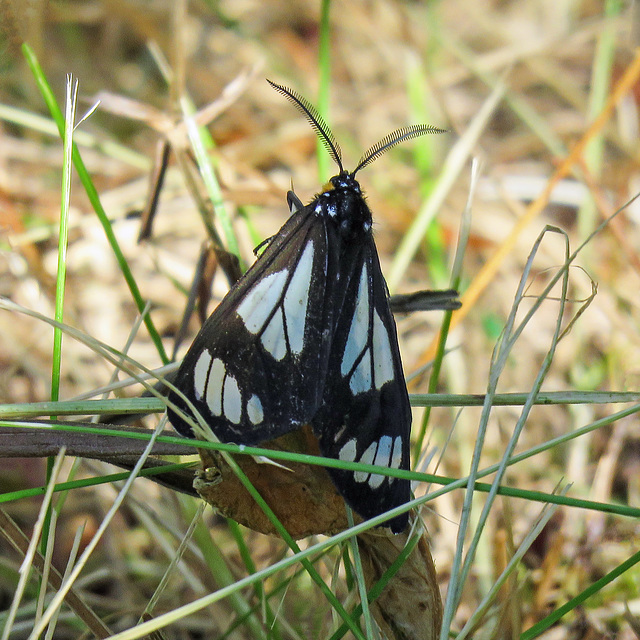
[167,80,446,533]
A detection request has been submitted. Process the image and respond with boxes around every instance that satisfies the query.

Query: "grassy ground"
[1,1,639,638]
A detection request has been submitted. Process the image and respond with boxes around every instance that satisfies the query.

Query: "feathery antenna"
[268,80,447,177]
[267,79,343,172]
[353,124,447,176]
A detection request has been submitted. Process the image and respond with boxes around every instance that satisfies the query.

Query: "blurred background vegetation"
[1,1,639,638]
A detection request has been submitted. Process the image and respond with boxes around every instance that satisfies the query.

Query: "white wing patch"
[205,357,226,416]
[349,349,371,394]
[223,375,242,424]
[194,350,212,400]
[237,242,315,360]
[192,351,264,426]
[372,311,394,388]
[338,438,358,462]
[355,441,377,483]
[374,435,394,467]
[390,435,403,470]
[283,242,314,355]
[339,435,403,489]
[341,265,396,395]
[369,435,394,489]
[247,394,264,425]
[342,266,369,377]
[261,310,287,360]
[237,270,289,333]
[368,471,386,489]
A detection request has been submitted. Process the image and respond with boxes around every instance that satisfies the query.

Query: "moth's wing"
[313,241,412,533]
[168,204,335,445]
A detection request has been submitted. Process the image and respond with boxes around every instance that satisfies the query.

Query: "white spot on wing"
[247,394,264,425]
[374,435,393,468]
[261,310,287,360]
[355,441,377,483]
[372,311,394,388]
[368,472,385,489]
[369,436,394,489]
[237,269,289,333]
[193,350,212,400]
[206,358,225,416]
[223,374,242,424]
[390,435,403,471]
[349,349,372,394]
[283,242,314,355]
[339,439,358,462]
[342,266,369,376]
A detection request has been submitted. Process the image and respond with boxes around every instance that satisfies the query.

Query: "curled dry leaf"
[358,529,443,640]
[194,426,442,640]
[194,426,349,538]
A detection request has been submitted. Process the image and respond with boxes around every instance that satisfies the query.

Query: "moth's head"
[323,171,362,195]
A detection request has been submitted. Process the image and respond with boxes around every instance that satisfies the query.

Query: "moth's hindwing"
[313,241,411,533]
[168,205,334,444]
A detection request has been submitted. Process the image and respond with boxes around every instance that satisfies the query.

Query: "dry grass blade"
[423,49,640,361]
[0,510,112,638]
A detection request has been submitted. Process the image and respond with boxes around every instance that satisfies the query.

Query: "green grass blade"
[577,0,622,242]
[226,519,284,639]
[412,160,476,460]
[317,0,332,182]
[1,450,67,640]
[2,389,639,422]
[521,548,640,640]
[346,510,375,639]
[218,454,367,640]
[0,102,150,170]
[40,73,78,582]
[0,462,196,506]
[22,43,170,365]
[388,81,504,291]
[190,505,266,637]
[27,422,165,639]
[51,74,77,405]
[180,95,241,261]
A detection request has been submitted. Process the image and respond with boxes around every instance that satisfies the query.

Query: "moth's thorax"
[313,171,372,238]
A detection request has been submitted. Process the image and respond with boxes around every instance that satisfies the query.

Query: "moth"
[167,80,447,533]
